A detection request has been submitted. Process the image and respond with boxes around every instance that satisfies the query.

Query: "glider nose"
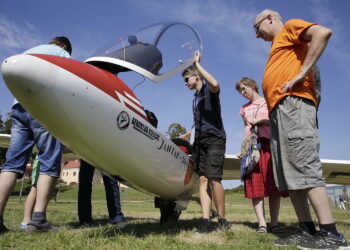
[2,55,22,82]
[1,54,48,106]
[1,54,33,92]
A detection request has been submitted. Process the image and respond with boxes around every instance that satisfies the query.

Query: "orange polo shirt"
[262,19,318,113]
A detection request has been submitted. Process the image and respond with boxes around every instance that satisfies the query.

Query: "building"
[60,159,127,189]
[60,159,104,186]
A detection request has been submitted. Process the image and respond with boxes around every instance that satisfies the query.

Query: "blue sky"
[1,0,349,189]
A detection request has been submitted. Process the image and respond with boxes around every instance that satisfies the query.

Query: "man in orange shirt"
[254,9,349,249]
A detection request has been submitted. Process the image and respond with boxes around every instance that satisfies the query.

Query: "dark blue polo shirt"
[193,83,226,140]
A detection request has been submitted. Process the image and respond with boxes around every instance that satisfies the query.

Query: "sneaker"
[111,219,127,228]
[196,219,214,234]
[0,223,9,234]
[269,225,285,234]
[274,229,314,246]
[297,230,350,250]
[25,221,58,233]
[19,223,28,230]
[218,218,229,231]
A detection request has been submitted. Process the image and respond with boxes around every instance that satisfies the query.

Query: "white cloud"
[0,15,42,60]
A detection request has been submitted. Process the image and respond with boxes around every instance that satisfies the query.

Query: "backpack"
[239,125,261,181]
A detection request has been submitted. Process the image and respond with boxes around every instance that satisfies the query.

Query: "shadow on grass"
[66,218,117,229]
[80,219,300,239]
[73,217,203,238]
[66,217,163,230]
[105,219,201,238]
[79,218,292,238]
[54,201,77,204]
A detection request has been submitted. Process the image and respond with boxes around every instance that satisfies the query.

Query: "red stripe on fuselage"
[31,54,147,120]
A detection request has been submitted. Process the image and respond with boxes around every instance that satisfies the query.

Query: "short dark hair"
[49,36,72,55]
[235,77,259,93]
[181,65,203,80]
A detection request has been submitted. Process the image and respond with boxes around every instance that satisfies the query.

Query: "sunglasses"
[184,75,195,83]
[254,16,269,34]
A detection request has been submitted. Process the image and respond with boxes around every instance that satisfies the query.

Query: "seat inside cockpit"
[87,35,163,75]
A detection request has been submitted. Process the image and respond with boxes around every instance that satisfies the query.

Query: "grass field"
[1,185,349,249]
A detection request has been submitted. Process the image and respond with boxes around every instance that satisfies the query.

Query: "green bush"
[12,179,31,195]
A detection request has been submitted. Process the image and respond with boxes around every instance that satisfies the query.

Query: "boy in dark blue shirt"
[181,51,228,233]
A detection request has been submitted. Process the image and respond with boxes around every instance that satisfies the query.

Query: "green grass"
[1,185,350,249]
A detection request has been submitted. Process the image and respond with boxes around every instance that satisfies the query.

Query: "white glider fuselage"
[1,54,197,200]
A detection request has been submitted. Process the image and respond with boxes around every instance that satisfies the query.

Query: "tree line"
[0,112,11,165]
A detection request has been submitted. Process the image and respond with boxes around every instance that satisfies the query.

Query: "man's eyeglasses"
[254,16,268,34]
[184,75,195,83]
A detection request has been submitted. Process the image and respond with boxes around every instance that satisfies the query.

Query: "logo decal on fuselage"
[130,116,188,167]
[131,117,160,141]
[117,111,130,130]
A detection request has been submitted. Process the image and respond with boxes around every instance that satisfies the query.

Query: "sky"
[1,0,350,189]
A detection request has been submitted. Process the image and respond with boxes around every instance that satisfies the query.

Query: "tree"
[0,114,3,131]
[2,112,12,134]
[0,112,11,165]
[166,123,186,139]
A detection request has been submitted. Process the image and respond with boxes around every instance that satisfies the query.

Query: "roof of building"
[62,160,80,169]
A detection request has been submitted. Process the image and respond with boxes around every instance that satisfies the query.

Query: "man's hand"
[236,152,243,159]
[179,134,188,139]
[179,131,191,140]
[281,73,307,94]
[194,50,201,65]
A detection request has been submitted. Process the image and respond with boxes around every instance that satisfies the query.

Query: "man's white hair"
[256,9,282,22]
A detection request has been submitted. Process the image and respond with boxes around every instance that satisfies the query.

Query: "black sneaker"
[111,219,127,228]
[274,229,314,246]
[0,223,9,234]
[218,218,229,231]
[269,225,286,234]
[25,221,58,233]
[297,230,350,250]
[196,219,214,234]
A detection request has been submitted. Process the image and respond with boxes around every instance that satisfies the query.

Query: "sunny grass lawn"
[1,185,350,250]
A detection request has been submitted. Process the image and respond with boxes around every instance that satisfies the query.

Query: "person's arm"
[179,130,191,140]
[282,24,332,94]
[242,115,269,126]
[193,51,220,94]
[249,118,269,126]
[236,115,246,159]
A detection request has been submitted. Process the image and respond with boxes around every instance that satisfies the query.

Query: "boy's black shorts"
[192,135,226,179]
